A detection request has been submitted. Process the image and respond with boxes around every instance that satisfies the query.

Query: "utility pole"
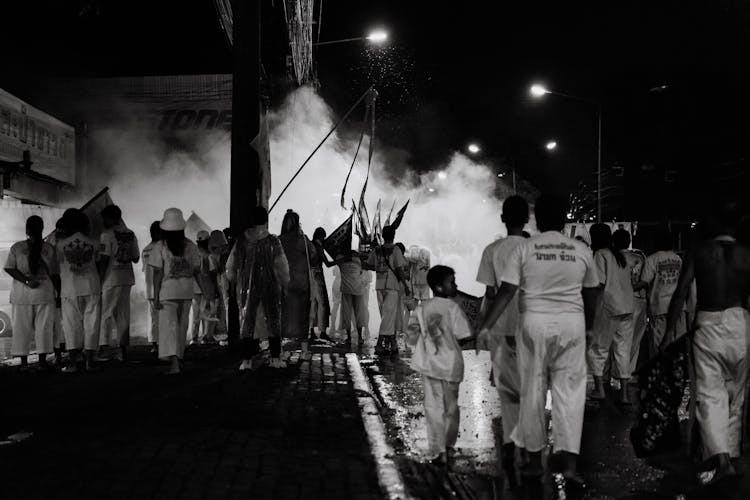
[227,0,261,350]
[230,0,261,231]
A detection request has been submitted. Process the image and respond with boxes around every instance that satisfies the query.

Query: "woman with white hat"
[150,208,204,374]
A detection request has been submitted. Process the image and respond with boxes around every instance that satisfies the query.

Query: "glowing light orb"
[366,30,388,43]
[545,141,558,151]
[467,143,481,154]
[530,84,549,98]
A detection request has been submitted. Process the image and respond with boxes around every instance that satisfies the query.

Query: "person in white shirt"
[360,261,373,341]
[477,194,599,489]
[150,208,204,375]
[475,195,529,486]
[141,221,162,353]
[330,266,342,335]
[587,225,636,404]
[193,230,220,344]
[48,217,68,365]
[3,216,60,371]
[337,250,367,345]
[98,205,140,361]
[406,265,472,465]
[637,228,686,355]
[57,209,103,373]
[622,233,648,377]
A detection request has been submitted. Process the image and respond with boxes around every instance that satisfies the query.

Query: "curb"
[346,353,413,500]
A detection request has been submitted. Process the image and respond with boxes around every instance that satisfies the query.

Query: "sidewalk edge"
[346,353,413,500]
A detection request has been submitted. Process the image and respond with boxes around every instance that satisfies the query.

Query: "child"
[406,265,472,464]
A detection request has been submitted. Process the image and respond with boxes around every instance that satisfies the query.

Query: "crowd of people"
[6,192,750,491]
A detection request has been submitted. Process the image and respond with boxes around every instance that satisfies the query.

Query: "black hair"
[589,223,611,253]
[164,230,186,256]
[427,265,455,292]
[522,231,531,239]
[395,242,406,254]
[197,239,209,251]
[382,225,395,242]
[611,229,629,268]
[655,227,673,251]
[313,227,326,242]
[251,206,269,227]
[65,209,91,236]
[281,209,300,234]
[534,194,567,232]
[55,217,68,239]
[502,195,529,228]
[101,205,122,223]
[26,215,44,275]
[150,221,162,242]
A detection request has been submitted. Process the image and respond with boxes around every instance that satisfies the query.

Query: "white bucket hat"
[160,208,187,232]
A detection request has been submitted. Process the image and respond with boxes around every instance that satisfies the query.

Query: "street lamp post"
[530,84,603,222]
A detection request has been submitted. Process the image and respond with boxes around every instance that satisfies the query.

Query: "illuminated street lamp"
[437,171,448,180]
[467,143,481,155]
[545,140,558,151]
[529,81,603,222]
[313,29,389,47]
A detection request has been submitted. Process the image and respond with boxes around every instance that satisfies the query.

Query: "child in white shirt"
[406,265,472,464]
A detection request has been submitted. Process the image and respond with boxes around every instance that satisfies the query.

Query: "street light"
[529,81,603,222]
[545,140,558,151]
[313,29,389,47]
[437,171,448,180]
[467,143,481,154]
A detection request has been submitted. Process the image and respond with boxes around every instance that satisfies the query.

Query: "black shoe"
[320,332,333,343]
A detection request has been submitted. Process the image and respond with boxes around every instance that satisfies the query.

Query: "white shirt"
[142,242,157,300]
[595,248,635,316]
[100,225,140,289]
[339,256,364,295]
[57,232,101,299]
[501,231,599,315]
[641,250,682,316]
[408,297,472,382]
[625,249,647,300]
[149,240,202,301]
[4,241,58,305]
[476,236,525,336]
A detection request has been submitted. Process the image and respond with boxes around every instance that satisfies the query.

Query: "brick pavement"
[0,346,383,500]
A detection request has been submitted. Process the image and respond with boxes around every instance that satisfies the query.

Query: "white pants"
[376,289,399,337]
[147,299,159,343]
[629,298,648,374]
[53,307,64,348]
[587,309,634,379]
[423,375,460,455]
[693,308,748,459]
[493,335,521,445]
[11,303,54,356]
[190,293,203,341]
[62,295,101,351]
[159,300,191,360]
[100,285,131,347]
[512,312,586,454]
[341,293,367,333]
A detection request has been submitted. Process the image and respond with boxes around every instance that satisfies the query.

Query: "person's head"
[612,229,631,250]
[160,208,187,256]
[54,217,68,240]
[25,216,44,274]
[209,230,229,256]
[250,206,269,228]
[703,196,743,238]
[65,209,91,236]
[655,227,673,251]
[196,230,210,250]
[427,265,458,298]
[382,225,395,243]
[395,242,406,255]
[150,221,162,242]
[281,209,300,235]
[589,223,612,252]
[101,204,122,229]
[313,227,326,243]
[223,227,234,245]
[575,235,589,247]
[534,193,567,233]
[501,195,530,230]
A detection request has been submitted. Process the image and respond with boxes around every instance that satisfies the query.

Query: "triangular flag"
[324,215,353,259]
[384,200,396,227]
[372,199,382,244]
[185,211,212,242]
[390,200,410,231]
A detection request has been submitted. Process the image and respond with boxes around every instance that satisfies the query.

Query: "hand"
[475,328,490,355]
[154,299,163,311]
[26,279,40,289]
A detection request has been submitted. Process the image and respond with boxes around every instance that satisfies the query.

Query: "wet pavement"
[364,338,750,499]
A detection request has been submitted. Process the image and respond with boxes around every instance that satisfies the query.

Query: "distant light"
[545,141,558,151]
[530,84,550,98]
[567,212,573,219]
[437,171,448,180]
[366,30,388,43]
[428,187,435,193]
[467,143,481,154]
[482,199,487,203]
[497,173,505,178]
[649,84,669,93]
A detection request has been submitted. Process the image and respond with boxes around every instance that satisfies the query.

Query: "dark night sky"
[4,0,750,218]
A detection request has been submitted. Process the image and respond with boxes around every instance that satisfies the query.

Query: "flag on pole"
[46,187,119,241]
[324,215,353,259]
[372,199,382,244]
[185,211,212,242]
[384,200,396,227]
[390,200,410,231]
[358,194,371,240]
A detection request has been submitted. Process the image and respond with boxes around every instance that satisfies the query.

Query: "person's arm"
[405,310,421,346]
[582,287,599,331]
[4,268,40,288]
[480,282,519,333]
[664,249,695,347]
[153,268,164,309]
[97,233,111,282]
[132,234,140,264]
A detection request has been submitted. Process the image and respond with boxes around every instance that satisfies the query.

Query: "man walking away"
[475,195,529,487]
[142,221,161,354]
[665,200,750,485]
[477,194,599,492]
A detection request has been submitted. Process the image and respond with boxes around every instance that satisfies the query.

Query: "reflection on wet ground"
[364,339,750,499]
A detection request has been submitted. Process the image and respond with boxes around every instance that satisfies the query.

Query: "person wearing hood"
[226,206,290,369]
[208,230,231,340]
[278,210,314,341]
